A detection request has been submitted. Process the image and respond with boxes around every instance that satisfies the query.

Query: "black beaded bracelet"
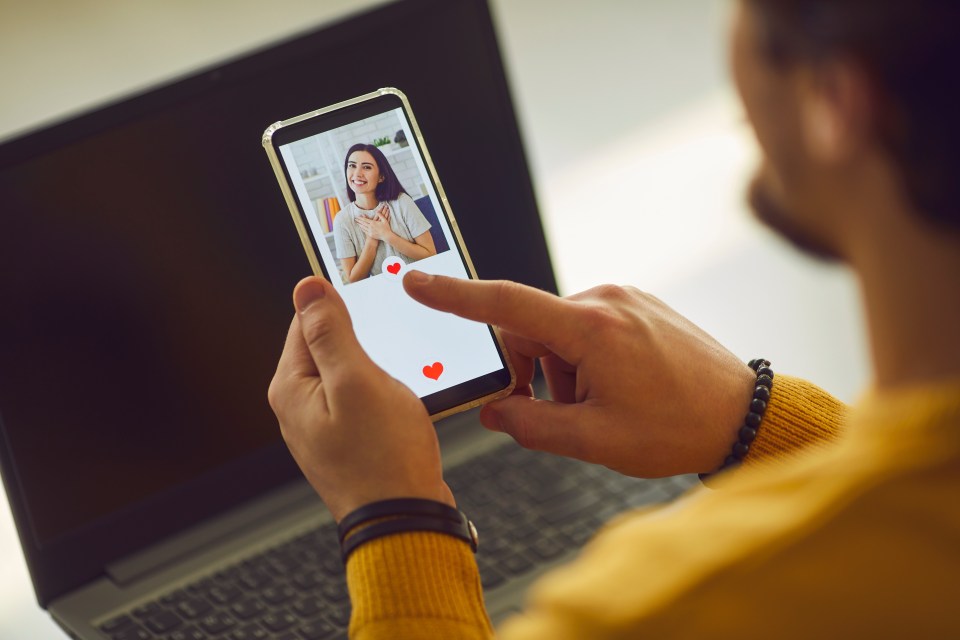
[698,358,774,484]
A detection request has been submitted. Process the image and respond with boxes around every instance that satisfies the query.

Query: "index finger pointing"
[403,273,583,362]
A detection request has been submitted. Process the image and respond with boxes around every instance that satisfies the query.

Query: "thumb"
[293,276,367,379]
[480,396,591,461]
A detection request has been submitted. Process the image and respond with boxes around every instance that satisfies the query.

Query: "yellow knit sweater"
[345,375,960,638]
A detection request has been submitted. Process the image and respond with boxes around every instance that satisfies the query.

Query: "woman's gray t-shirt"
[333,193,432,277]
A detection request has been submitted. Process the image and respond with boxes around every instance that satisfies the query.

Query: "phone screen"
[266,91,513,415]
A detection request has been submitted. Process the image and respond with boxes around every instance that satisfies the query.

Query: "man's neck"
[853,205,960,390]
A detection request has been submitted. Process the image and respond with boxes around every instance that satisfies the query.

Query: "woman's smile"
[346,150,382,196]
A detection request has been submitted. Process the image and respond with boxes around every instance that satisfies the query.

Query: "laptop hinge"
[105,480,318,586]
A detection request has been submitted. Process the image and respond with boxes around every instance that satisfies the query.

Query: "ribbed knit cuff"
[346,530,494,640]
[747,374,847,464]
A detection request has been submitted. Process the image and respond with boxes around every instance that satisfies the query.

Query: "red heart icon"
[422,362,444,380]
[386,262,401,275]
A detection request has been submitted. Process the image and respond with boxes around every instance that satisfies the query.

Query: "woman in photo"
[333,143,436,282]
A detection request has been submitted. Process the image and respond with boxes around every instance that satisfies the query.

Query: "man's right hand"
[404,272,756,478]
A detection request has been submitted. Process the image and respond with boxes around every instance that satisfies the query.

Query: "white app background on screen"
[278,114,504,398]
[329,258,504,398]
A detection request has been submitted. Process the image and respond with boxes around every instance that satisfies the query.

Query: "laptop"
[0,1,696,638]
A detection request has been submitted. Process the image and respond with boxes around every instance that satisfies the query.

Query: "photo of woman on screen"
[333,143,436,282]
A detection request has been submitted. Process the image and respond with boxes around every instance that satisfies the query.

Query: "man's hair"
[749,0,960,230]
[343,143,407,203]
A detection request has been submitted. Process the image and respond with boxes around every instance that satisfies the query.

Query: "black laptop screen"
[0,0,554,605]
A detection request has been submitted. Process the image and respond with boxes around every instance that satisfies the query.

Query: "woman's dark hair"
[343,143,407,203]
[749,0,960,229]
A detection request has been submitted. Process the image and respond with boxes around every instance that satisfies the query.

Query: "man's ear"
[798,59,875,164]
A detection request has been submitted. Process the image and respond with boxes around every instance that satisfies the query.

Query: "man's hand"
[268,276,453,522]
[404,272,756,477]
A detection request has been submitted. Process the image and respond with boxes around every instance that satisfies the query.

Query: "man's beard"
[748,173,843,263]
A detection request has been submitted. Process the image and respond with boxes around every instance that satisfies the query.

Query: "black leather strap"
[340,514,477,563]
[337,498,463,544]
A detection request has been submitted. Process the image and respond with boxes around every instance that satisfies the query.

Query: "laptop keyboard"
[97,443,697,640]
[457,446,696,593]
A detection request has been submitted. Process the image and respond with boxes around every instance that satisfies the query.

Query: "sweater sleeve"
[343,375,847,638]
[744,374,847,465]
[345,531,493,639]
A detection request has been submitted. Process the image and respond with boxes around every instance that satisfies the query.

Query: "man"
[268,0,960,637]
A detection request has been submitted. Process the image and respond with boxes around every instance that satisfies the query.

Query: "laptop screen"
[0,0,554,605]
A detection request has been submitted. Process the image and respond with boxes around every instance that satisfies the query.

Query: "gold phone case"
[262,87,515,421]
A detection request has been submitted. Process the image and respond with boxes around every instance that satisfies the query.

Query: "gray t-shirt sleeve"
[396,193,432,239]
[333,211,357,259]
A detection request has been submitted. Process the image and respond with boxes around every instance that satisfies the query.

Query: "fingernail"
[294,279,326,312]
[405,270,432,285]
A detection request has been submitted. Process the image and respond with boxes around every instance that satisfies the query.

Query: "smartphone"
[262,88,515,421]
